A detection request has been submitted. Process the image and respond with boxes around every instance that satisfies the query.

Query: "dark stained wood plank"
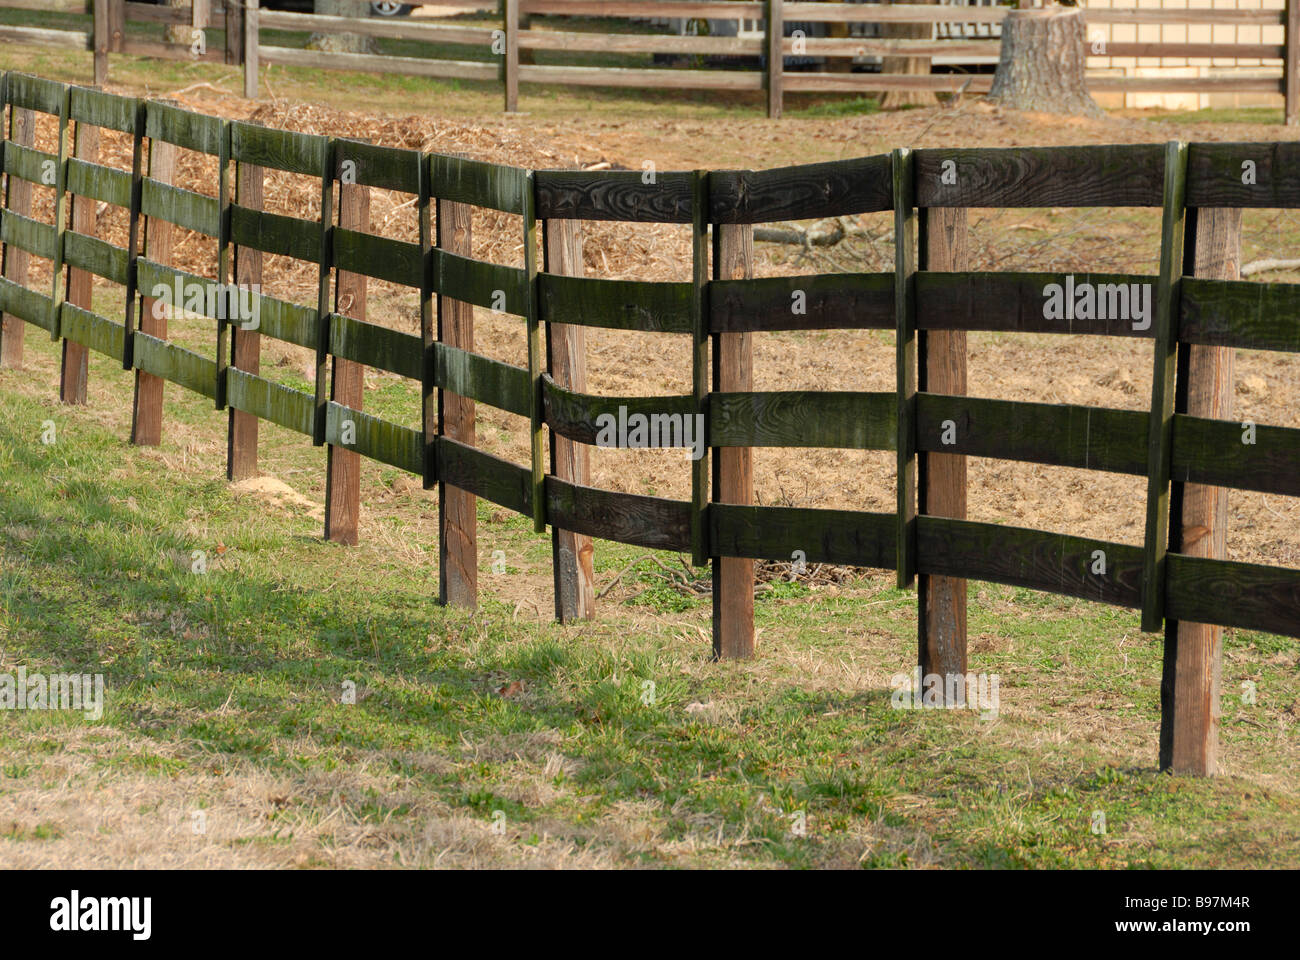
[1166,554,1300,640]
[544,216,595,623]
[229,119,327,176]
[710,272,893,333]
[534,169,694,223]
[333,227,422,288]
[709,154,893,224]
[916,394,1149,475]
[545,476,689,553]
[1171,414,1300,497]
[915,144,1166,208]
[437,436,531,517]
[918,517,1144,608]
[1186,142,1300,208]
[710,504,896,569]
[331,313,421,382]
[711,390,895,449]
[1180,277,1300,353]
[543,375,693,445]
[429,154,527,215]
[539,273,693,333]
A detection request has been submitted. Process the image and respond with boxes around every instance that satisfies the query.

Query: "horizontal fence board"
[337,140,421,195]
[917,271,1160,337]
[435,250,528,313]
[534,169,694,223]
[1171,415,1300,498]
[711,504,896,569]
[1102,42,1283,60]
[334,227,422,287]
[68,86,138,133]
[521,28,762,56]
[226,368,314,435]
[0,277,55,331]
[119,38,228,64]
[59,303,125,362]
[2,0,91,11]
[1187,142,1300,208]
[145,101,224,155]
[6,73,66,116]
[518,63,764,92]
[430,154,527,215]
[538,274,693,332]
[254,294,317,351]
[1166,554,1300,639]
[521,1,765,16]
[258,46,499,84]
[257,9,496,46]
[438,342,531,417]
[710,154,893,223]
[63,231,129,285]
[783,2,1008,23]
[1089,77,1283,95]
[436,436,532,516]
[1,211,57,261]
[0,24,91,51]
[916,394,1149,475]
[543,375,693,445]
[3,141,57,187]
[916,145,1166,208]
[1180,278,1300,353]
[546,476,692,552]
[230,121,326,177]
[324,401,422,474]
[133,333,217,399]
[67,157,133,208]
[782,73,994,94]
[918,517,1144,608]
[1088,9,1284,25]
[712,390,895,449]
[710,272,893,332]
[142,179,220,237]
[229,205,321,261]
[331,313,422,381]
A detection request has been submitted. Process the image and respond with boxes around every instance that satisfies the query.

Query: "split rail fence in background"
[1,71,1298,776]
[0,1,1297,122]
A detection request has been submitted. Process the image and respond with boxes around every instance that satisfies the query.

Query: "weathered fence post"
[543,216,596,622]
[438,198,477,608]
[60,115,99,405]
[325,175,370,545]
[712,221,755,659]
[766,0,784,119]
[131,136,176,446]
[227,152,264,480]
[1140,140,1189,633]
[225,0,244,67]
[1287,0,1298,126]
[93,0,110,86]
[504,0,520,113]
[0,104,34,369]
[1159,206,1240,776]
[244,0,260,100]
[917,206,969,695]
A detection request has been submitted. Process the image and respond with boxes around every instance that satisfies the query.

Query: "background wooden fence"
[1,71,1298,777]
[0,0,1296,122]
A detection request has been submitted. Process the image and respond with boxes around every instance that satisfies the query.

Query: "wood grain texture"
[545,477,690,553]
[710,271,893,333]
[710,154,894,224]
[539,273,693,332]
[325,178,368,547]
[228,156,263,481]
[1187,142,1300,207]
[1171,415,1300,497]
[543,377,693,444]
[1162,205,1239,777]
[710,505,896,569]
[690,170,709,567]
[1166,555,1300,640]
[132,136,175,446]
[534,169,693,223]
[60,119,98,405]
[894,148,917,588]
[438,198,477,609]
[915,145,1166,208]
[918,206,967,696]
[711,390,895,449]
[1180,278,1300,352]
[766,0,782,119]
[1,106,34,369]
[713,221,754,660]
[544,217,595,623]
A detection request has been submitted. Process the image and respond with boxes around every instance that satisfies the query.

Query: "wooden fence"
[1,71,1298,776]
[1,1,1297,122]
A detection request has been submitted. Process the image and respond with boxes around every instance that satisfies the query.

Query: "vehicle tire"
[370,2,413,15]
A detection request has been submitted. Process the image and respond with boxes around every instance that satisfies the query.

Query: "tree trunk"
[880,0,937,109]
[987,6,1103,117]
[311,0,376,54]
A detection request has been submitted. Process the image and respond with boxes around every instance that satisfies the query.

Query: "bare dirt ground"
[18,91,1300,568]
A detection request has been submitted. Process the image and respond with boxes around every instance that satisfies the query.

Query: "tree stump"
[986,5,1103,118]
[880,0,938,109]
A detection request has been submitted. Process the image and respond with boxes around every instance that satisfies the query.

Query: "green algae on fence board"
[228,204,320,261]
[711,390,896,451]
[436,436,532,517]
[324,401,422,475]
[132,332,218,400]
[1186,142,1300,208]
[230,120,328,177]
[915,394,1149,477]
[225,367,314,437]
[63,231,128,286]
[1179,278,1300,353]
[1170,415,1300,499]
[430,154,527,215]
[436,341,530,418]
[330,312,422,382]
[434,249,527,314]
[67,155,132,209]
[3,140,57,188]
[333,227,422,288]
[1,210,57,261]
[545,476,691,554]
[1166,554,1300,638]
[59,302,125,363]
[336,140,421,196]
[538,274,693,333]
[5,72,65,116]
[142,179,220,238]
[0,277,54,331]
[144,101,225,156]
[67,85,137,135]
[541,374,693,446]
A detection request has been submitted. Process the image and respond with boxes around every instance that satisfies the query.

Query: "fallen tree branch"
[1242,258,1300,277]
